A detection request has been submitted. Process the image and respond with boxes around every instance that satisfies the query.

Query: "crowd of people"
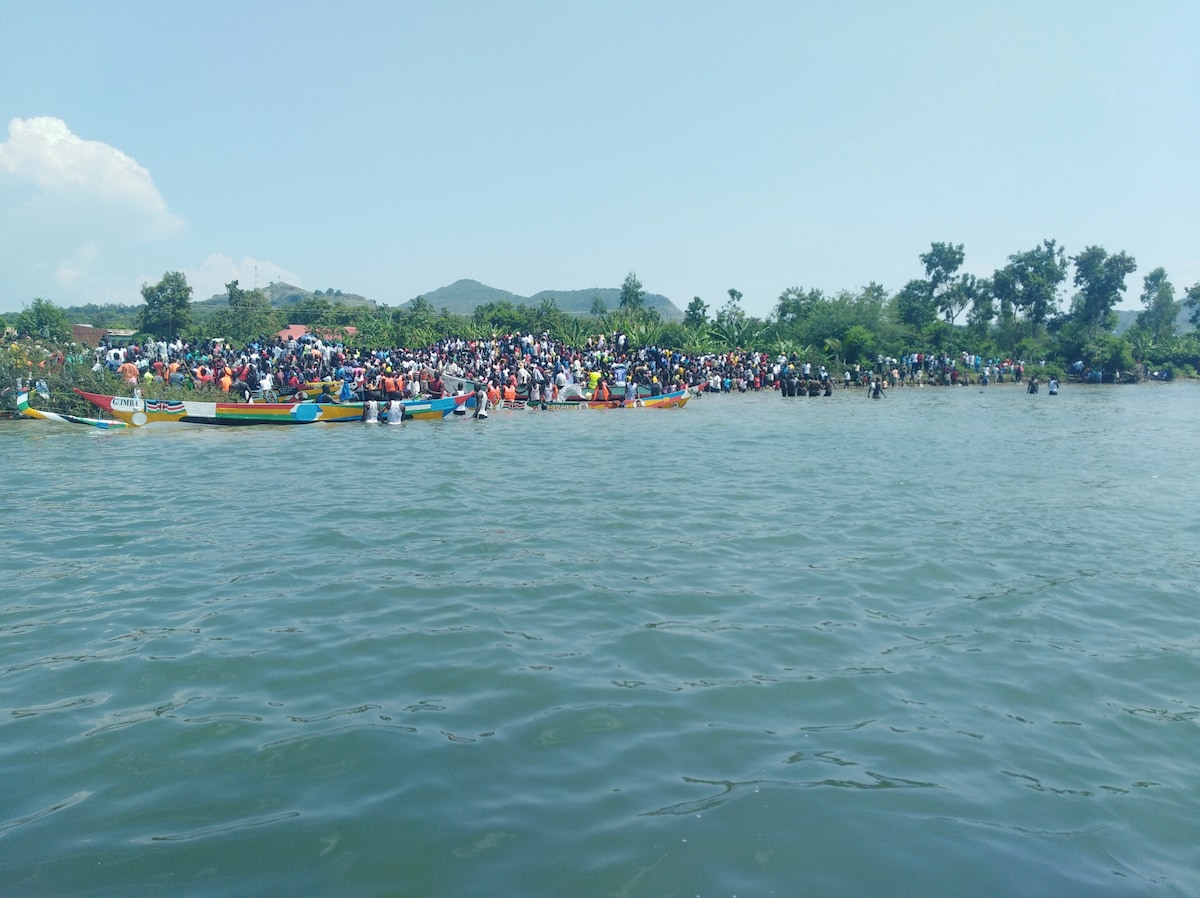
[91,330,1045,403]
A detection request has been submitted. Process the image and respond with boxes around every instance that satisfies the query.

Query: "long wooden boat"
[282,393,476,420]
[75,389,365,425]
[74,389,475,426]
[16,390,131,429]
[514,388,693,410]
[384,394,476,420]
[291,379,344,398]
[440,373,652,403]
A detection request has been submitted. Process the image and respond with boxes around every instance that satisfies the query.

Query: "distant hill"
[57,284,1194,334]
[416,279,526,314]
[529,287,683,322]
[197,278,684,322]
[193,282,375,313]
[411,279,684,322]
[1113,306,1195,335]
[57,279,684,328]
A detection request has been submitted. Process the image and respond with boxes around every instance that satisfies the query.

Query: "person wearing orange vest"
[593,379,610,402]
[486,382,501,407]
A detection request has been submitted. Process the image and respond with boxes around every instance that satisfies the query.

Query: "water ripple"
[3,385,1199,896]
[147,810,302,842]
[0,791,92,834]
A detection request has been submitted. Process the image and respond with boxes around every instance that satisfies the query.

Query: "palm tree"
[1126,330,1156,367]
[554,316,593,349]
[823,337,843,370]
[708,318,763,352]
[625,319,664,350]
[682,326,715,355]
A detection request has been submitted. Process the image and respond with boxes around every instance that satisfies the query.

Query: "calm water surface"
[2,383,1198,896]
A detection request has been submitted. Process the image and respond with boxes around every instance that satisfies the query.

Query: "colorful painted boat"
[397,393,476,420]
[74,389,476,426]
[75,389,367,426]
[515,388,693,410]
[291,379,343,398]
[16,390,131,429]
[440,373,653,404]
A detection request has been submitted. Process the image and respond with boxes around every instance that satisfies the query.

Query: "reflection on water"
[2,384,1198,896]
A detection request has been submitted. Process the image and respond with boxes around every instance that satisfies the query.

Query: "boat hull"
[517,389,693,410]
[76,390,369,426]
[440,373,654,404]
[17,391,130,429]
[74,390,476,426]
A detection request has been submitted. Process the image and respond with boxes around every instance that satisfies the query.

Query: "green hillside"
[57,278,685,329]
[416,279,526,314]
[528,287,682,322]
[1112,306,1195,335]
[58,279,1194,335]
[193,282,374,313]
[412,279,684,322]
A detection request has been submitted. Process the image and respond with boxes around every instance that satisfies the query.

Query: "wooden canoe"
[16,390,131,429]
[73,390,477,426]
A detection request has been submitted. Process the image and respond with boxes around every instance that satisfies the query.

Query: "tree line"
[6,242,1200,380]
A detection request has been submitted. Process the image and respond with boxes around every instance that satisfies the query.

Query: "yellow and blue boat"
[74,389,474,427]
[16,390,131,429]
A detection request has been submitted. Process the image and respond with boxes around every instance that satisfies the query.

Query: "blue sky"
[1,1,1196,319]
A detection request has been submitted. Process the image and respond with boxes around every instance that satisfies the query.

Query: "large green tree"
[289,296,334,326]
[618,272,646,310]
[1070,246,1137,335]
[992,239,1068,337]
[959,274,994,340]
[344,307,392,348]
[774,286,824,330]
[717,288,745,327]
[15,298,72,342]
[895,279,937,330]
[533,297,565,334]
[841,324,875,366]
[1135,267,1178,343]
[793,288,879,350]
[207,280,280,344]
[683,297,708,329]
[920,241,966,324]
[473,300,525,333]
[137,270,193,339]
[1184,281,1200,327]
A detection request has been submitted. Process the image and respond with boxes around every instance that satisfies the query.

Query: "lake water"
[2,382,1197,897]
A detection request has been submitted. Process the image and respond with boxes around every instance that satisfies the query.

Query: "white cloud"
[0,119,308,313]
[184,254,303,301]
[0,116,185,240]
[0,117,189,310]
